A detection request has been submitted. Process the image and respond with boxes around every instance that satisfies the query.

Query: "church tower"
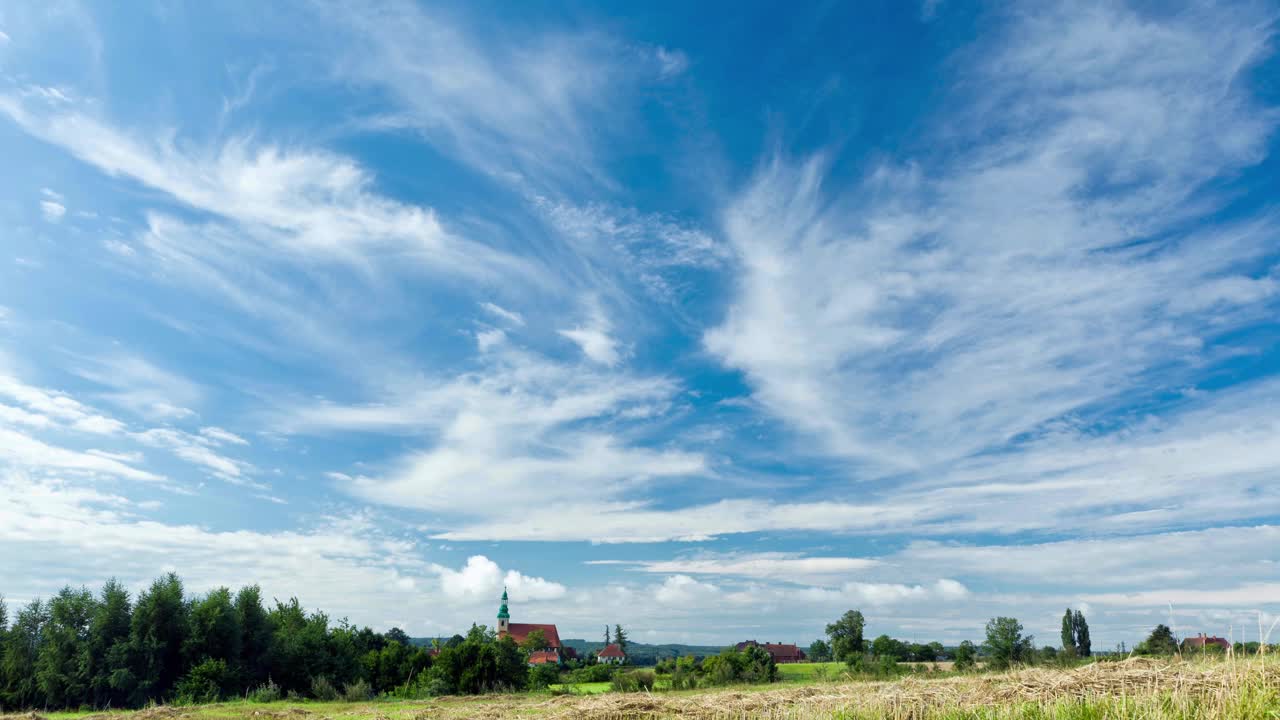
[496,587,510,637]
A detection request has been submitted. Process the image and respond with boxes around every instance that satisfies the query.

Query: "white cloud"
[0,29,10,44]
[0,94,527,281]
[39,200,66,222]
[654,47,689,78]
[479,302,525,326]
[475,327,506,352]
[200,426,249,446]
[596,552,881,583]
[558,299,623,366]
[654,574,720,606]
[706,3,1278,478]
[72,352,201,421]
[430,555,566,601]
[297,344,703,518]
[325,0,672,186]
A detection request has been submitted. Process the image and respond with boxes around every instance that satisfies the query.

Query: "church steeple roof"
[497,587,509,620]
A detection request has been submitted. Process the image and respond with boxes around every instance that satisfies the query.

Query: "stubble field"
[6,657,1276,720]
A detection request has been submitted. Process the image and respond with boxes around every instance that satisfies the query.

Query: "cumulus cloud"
[430,555,566,601]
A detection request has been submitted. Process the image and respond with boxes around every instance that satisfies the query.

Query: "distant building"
[496,588,564,665]
[736,640,807,664]
[1183,634,1231,651]
[598,643,627,664]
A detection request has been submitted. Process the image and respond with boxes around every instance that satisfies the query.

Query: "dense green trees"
[825,610,866,662]
[1134,624,1179,656]
[983,617,1034,670]
[808,638,831,662]
[0,576,533,711]
[1060,608,1091,657]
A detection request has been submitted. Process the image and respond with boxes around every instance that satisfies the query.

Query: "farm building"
[1183,634,1232,651]
[598,643,627,664]
[496,588,565,665]
[736,640,808,664]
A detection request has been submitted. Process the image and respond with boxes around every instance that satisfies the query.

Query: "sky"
[1,0,1278,650]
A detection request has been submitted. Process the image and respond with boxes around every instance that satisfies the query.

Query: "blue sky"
[1,0,1278,649]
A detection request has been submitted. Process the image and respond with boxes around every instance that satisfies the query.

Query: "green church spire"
[497,587,509,620]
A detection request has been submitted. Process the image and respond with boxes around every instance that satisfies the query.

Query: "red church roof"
[506,622,562,649]
[598,643,626,658]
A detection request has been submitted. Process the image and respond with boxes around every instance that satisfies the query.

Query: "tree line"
[0,576,442,710]
[809,607,1098,672]
[0,575,548,711]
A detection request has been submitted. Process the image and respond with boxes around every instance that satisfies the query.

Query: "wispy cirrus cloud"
[706,3,1279,474]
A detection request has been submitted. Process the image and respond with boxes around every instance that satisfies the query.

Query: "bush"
[669,669,697,691]
[342,679,372,702]
[567,663,614,683]
[309,675,339,701]
[528,663,561,690]
[610,669,656,692]
[248,679,282,703]
[174,659,230,705]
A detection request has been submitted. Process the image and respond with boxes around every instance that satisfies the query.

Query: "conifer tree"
[1074,610,1091,657]
[1061,608,1077,656]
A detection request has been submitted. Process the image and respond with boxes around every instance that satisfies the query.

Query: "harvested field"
[7,658,1277,720]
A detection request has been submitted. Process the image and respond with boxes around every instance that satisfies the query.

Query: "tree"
[519,629,547,653]
[90,579,134,708]
[871,635,906,661]
[385,627,411,647]
[983,617,1033,670]
[613,624,629,653]
[953,640,977,670]
[604,625,611,645]
[1134,624,1178,656]
[235,585,272,690]
[36,586,97,708]
[129,573,189,704]
[808,639,831,662]
[1073,610,1091,657]
[825,610,866,662]
[2,599,49,708]
[1060,608,1076,656]
[186,588,241,674]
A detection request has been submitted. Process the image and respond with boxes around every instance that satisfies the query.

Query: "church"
[496,588,566,665]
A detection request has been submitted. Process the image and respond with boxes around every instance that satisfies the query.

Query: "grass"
[777,662,847,682]
[548,681,612,694]
[7,656,1277,719]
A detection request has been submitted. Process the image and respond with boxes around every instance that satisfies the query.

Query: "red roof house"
[736,640,808,664]
[597,643,626,664]
[1183,634,1232,651]
[527,650,561,665]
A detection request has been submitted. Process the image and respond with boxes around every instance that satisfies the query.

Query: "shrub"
[669,669,697,691]
[248,679,282,703]
[568,663,614,683]
[174,659,230,705]
[309,675,339,701]
[611,669,656,692]
[342,679,372,702]
[528,663,562,690]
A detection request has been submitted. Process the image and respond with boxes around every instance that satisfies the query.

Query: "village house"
[496,588,565,665]
[736,640,808,664]
[1183,633,1232,651]
[597,643,626,664]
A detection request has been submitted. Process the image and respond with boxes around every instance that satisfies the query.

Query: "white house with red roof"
[495,588,565,665]
[597,643,626,664]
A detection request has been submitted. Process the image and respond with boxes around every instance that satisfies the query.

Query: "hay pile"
[500,657,1279,720]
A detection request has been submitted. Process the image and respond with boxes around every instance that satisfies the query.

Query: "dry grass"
[8,657,1277,720]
